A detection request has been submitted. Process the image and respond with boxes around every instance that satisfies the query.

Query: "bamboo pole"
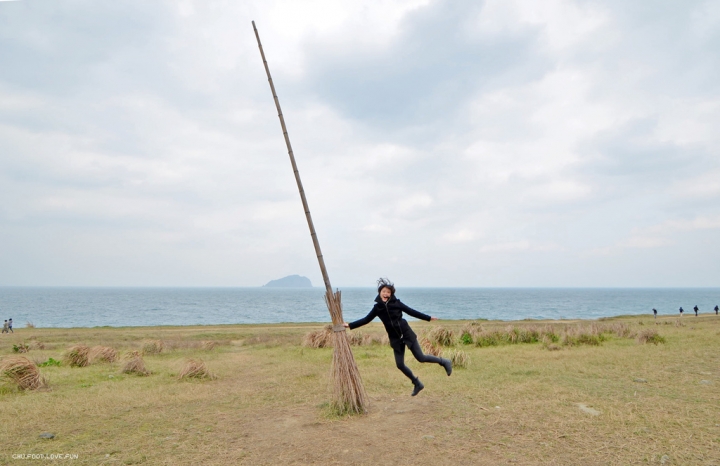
[252,21,368,414]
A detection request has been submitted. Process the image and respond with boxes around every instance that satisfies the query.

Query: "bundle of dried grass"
[443,349,470,368]
[636,329,666,345]
[64,344,90,367]
[88,346,118,364]
[29,341,46,350]
[121,351,150,376]
[426,326,455,347]
[420,338,442,357]
[25,321,35,328]
[178,359,215,380]
[201,341,217,351]
[141,340,165,355]
[302,325,333,348]
[374,334,390,346]
[0,356,47,390]
[12,342,29,353]
[460,322,483,344]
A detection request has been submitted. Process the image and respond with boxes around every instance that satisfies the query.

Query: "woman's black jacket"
[348,295,431,349]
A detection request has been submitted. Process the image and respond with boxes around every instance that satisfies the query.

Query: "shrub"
[443,349,469,368]
[0,356,47,390]
[38,357,61,367]
[88,346,118,364]
[475,330,503,347]
[178,359,215,380]
[562,332,602,347]
[25,322,35,329]
[460,332,474,345]
[121,351,150,376]
[426,326,455,347]
[420,338,442,357]
[201,341,217,351]
[302,325,333,348]
[64,344,90,367]
[637,329,666,345]
[29,341,46,350]
[12,343,29,353]
[141,340,165,355]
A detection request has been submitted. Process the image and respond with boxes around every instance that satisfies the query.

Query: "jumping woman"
[343,278,452,396]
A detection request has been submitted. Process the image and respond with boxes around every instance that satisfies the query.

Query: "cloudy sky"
[1,0,719,287]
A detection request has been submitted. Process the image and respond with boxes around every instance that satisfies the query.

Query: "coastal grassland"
[0,316,719,465]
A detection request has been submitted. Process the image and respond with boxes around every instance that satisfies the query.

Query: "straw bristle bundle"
[88,346,118,364]
[64,344,90,367]
[178,359,215,380]
[0,356,48,390]
[121,351,150,376]
[325,290,368,415]
[141,340,165,355]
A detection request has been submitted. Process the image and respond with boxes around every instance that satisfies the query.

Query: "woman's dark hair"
[377,277,395,295]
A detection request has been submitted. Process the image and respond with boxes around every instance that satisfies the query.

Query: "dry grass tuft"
[12,342,30,353]
[178,359,215,380]
[636,328,666,345]
[201,341,217,351]
[0,356,47,390]
[88,346,118,364]
[25,321,35,328]
[302,325,333,348]
[443,349,470,368]
[64,344,90,367]
[426,326,455,347]
[420,338,443,357]
[29,341,46,350]
[141,340,165,355]
[121,351,150,376]
[303,326,387,349]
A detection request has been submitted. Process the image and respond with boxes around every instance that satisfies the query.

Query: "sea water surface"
[1,287,718,328]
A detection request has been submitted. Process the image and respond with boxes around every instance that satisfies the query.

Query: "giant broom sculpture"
[252,21,368,414]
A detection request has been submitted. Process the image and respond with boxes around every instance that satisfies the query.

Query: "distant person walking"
[7,318,12,333]
[715,305,719,315]
[343,278,452,396]
[2,320,8,334]
[694,305,699,317]
[653,308,657,319]
[679,307,684,317]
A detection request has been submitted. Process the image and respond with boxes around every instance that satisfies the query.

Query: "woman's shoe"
[441,358,452,376]
[411,378,424,396]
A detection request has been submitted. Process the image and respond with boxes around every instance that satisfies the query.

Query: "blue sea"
[0,287,718,328]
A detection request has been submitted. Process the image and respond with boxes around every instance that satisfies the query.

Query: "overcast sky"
[1,0,719,287]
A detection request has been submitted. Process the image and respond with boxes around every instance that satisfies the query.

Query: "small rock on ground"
[38,433,55,439]
[577,403,601,416]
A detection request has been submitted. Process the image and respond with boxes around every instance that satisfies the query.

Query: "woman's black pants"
[393,339,443,381]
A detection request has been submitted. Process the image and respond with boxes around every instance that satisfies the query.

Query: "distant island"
[262,275,313,288]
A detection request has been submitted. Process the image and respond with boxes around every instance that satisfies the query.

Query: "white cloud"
[1,0,719,286]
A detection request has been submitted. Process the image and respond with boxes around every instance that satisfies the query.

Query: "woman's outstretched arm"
[345,308,378,330]
[396,300,433,321]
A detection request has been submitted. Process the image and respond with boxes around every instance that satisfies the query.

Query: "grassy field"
[1,315,719,465]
